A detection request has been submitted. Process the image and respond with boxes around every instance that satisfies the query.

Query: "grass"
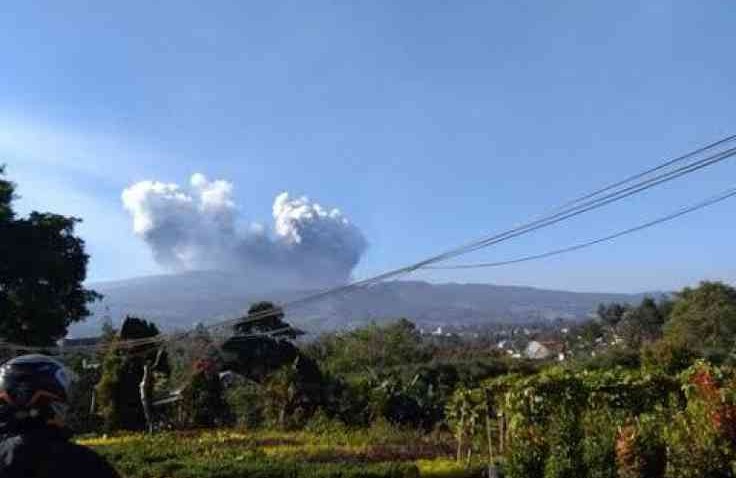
[78,427,481,478]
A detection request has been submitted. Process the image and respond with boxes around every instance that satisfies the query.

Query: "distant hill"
[71,271,652,337]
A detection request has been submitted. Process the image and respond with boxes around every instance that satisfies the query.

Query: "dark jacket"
[0,427,120,478]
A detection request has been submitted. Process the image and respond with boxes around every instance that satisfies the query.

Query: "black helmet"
[0,354,73,429]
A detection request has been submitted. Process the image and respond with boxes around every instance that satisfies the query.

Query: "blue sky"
[1,1,735,292]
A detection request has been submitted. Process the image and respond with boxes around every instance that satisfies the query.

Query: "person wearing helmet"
[0,354,120,478]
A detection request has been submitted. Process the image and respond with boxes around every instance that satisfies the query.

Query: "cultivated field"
[79,427,483,478]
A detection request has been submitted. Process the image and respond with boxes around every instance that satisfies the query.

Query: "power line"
[49,137,736,350]
[2,133,735,355]
[147,136,736,341]
[425,185,736,269]
[412,144,736,265]
[552,133,736,212]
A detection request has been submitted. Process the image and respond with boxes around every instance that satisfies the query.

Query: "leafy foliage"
[615,415,665,478]
[79,429,447,478]
[183,359,231,428]
[664,361,736,478]
[223,301,306,382]
[581,410,620,478]
[665,281,736,354]
[617,297,668,349]
[0,167,100,345]
[95,317,167,430]
[261,356,323,429]
[307,319,430,376]
[641,336,697,374]
[65,353,104,433]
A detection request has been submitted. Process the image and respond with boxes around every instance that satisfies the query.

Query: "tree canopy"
[664,281,736,353]
[306,318,430,376]
[96,316,168,430]
[617,297,669,349]
[223,301,308,382]
[0,167,100,345]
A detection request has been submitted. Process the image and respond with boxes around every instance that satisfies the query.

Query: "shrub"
[95,343,124,431]
[581,410,622,478]
[183,359,231,428]
[615,414,665,478]
[261,358,319,429]
[665,407,730,478]
[641,338,697,375]
[304,409,349,436]
[504,425,546,478]
[544,407,585,478]
[225,382,265,429]
[322,375,372,427]
[664,361,736,478]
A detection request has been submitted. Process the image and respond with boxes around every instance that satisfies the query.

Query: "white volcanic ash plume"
[122,173,367,287]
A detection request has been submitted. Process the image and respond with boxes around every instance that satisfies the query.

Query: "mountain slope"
[71,271,649,337]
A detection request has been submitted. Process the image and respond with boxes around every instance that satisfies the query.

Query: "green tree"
[222,301,305,382]
[183,358,230,428]
[0,167,100,346]
[234,301,299,337]
[640,336,696,374]
[168,323,222,387]
[597,302,629,329]
[617,297,668,349]
[0,168,15,222]
[64,353,103,433]
[570,319,605,354]
[262,356,322,429]
[95,339,124,431]
[95,316,167,430]
[664,282,736,353]
[307,319,429,376]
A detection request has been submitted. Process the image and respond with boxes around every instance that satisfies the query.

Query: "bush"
[615,414,665,478]
[64,354,103,433]
[575,347,641,371]
[322,375,372,427]
[505,425,547,478]
[225,382,265,429]
[581,410,622,478]
[664,362,736,478]
[95,344,124,431]
[641,338,697,375]
[183,359,231,428]
[304,409,349,436]
[544,407,585,478]
[665,408,730,478]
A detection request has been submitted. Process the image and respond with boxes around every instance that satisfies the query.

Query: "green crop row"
[80,430,478,478]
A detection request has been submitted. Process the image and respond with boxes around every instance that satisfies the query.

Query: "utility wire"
[2,133,735,355]
[78,139,736,350]
[50,137,736,351]
[172,139,736,338]
[425,185,736,269]
[411,144,736,265]
[552,133,736,212]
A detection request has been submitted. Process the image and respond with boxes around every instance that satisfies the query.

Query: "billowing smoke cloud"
[122,173,367,287]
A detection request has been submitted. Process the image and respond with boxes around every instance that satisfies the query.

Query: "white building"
[525,340,552,360]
